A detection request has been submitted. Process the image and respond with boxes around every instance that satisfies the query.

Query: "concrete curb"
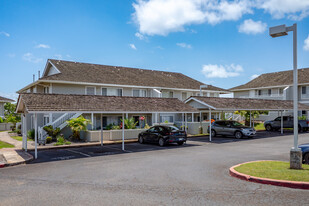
[0,151,33,168]
[27,139,138,151]
[229,160,309,190]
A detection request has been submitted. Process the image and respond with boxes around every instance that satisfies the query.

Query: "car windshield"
[167,126,180,131]
[230,121,243,127]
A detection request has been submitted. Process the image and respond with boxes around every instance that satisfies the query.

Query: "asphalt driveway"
[0,131,308,205]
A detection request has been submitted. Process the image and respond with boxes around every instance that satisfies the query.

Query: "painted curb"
[229,160,309,190]
[0,152,34,168]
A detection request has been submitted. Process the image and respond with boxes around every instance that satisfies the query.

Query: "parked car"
[208,120,256,139]
[138,125,187,146]
[264,116,309,132]
[299,143,309,164]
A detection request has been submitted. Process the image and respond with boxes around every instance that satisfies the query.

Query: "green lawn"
[254,123,265,131]
[0,140,14,149]
[10,136,31,141]
[235,161,309,182]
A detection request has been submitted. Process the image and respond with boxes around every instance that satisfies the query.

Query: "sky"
[1,0,309,100]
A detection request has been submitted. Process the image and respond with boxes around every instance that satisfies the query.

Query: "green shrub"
[16,129,21,135]
[0,117,3,123]
[298,115,307,120]
[144,124,150,129]
[45,136,52,144]
[112,125,120,130]
[66,116,91,140]
[164,120,169,123]
[57,136,65,144]
[27,129,35,140]
[43,125,61,140]
[64,141,71,145]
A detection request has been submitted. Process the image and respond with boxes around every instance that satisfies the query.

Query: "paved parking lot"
[0,131,308,205]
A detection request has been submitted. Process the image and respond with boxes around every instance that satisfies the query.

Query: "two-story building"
[230,68,309,120]
[17,59,229,134]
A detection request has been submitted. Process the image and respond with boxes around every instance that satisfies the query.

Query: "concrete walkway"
[0,132,33,167]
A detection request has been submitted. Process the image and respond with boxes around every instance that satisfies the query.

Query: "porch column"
[100,113,103,146]
[281,111,283,134]
[23,114,28,151]
[49,113,53,124]
[91,113,94,130]
[126,113,128,119]
[122,113,125,151]
[21,115,25,150]
[249,111,252,127]
[155,113,158,125]
[209,109,212,142]
[185,113,187,133]
[34,113,38,159]
[192,113,194,122]
[182,113,184,129]
[158,113,160,125]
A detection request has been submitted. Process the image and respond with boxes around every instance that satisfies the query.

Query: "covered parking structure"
[185,96,309,141]
[16,93,198,159]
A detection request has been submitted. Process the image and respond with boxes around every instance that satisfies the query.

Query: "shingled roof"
[230,68,309,91]
[186,96,309,111]
[0,96,14,103]
[16,93,198,113]
[39,59,227,92]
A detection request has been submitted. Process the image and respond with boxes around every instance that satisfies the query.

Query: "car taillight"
[307,121,309,125]
[166,132,172,135]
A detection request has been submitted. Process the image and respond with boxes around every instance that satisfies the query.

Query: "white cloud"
[238,19,267,34]
[176,42,192,49]
[201,64,244,78]
[22,53,42,63]
[304,35,309,51]
[132,0,252,36]
[0,31,10,37]
[129,44,137,50]
[7,53,15,58]
[257,0,309,20]
[250,74,260,80]
[135,32,146,40]
[35,44,50,49]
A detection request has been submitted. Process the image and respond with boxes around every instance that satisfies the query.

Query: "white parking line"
[65,149,91,157]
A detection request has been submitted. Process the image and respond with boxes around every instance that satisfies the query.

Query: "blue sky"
[1,0,309,100]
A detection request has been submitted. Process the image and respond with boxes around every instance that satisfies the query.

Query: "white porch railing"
[38,112,82,143]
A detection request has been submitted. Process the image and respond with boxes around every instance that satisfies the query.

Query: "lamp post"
[269,23,302,169]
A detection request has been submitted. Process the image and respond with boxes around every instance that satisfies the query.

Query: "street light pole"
[269,23,302,169]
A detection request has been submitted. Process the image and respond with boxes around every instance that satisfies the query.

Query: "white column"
[185,113,187,133]
[155,113,158,125]
[34,113,38,159]
[22,115,25,150]
[49,113,53,124]
[101,113,103,146]
[126,113,128,119]
[192,113,194,122]
[122,113,125,151]
[24,114,27,152]
[158,113,160,125]
[91,113,94,130]
[250,110,252,127]
[209,109,212,142]
[182,113,184,129]
[281,111,283,134]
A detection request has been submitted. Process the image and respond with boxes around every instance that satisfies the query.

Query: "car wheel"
[265,124,272,131]
[138,135,144,144]
[177,142,184,146]
[235,131,243,139]
[304,153,309,164]
[211,129,216,137]
[158,138,165,147]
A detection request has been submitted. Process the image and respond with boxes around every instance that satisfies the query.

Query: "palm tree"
[66,116,91,140]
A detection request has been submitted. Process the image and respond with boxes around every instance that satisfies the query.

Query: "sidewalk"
[0,131,33,167]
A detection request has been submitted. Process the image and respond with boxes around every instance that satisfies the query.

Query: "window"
[117,89,123,96]
[140,89,147,97]
[162,91,173,98]
[43,115,50,125]
[257,90,262,96]
[279,88,283,95]
[86,87,96,95]
[301,86,309,99]
[302,86,307,94]
[133,89,140,97]
[101,88,107,96]
[160,115,174,123]
[268,89,271,95]
[43,86,49,94]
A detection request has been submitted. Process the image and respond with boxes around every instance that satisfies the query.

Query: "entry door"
[102,117,107,129]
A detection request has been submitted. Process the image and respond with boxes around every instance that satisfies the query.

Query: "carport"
[16,93,198,159]
[185,96,309,141]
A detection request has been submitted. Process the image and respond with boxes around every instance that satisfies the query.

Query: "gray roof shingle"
[40,59,227,92]
[17,93,198,113]
[188,96,309,111]
[230,68,309,91]
[0,96,14,102]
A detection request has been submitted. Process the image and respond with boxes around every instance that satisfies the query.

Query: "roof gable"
[230,68,309,91]
[38,59,227,92]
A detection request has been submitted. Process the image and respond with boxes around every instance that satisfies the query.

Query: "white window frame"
[132,89,140,97]
[85,86,96,95]
[116,88,123,97]
[140,89,147,97]
[160,114,175,123]
[101,87,107,96]
[43,115,50,125]
[43,86,50,94]
[301,86,309,99]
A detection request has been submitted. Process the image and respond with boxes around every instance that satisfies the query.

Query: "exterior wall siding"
[0,103,4,117]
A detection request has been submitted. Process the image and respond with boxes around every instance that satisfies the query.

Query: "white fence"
[85,129,147,142]
[0,123,13,131]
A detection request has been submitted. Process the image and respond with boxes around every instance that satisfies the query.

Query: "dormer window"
[86,86,96,95]
[43,86,49,94]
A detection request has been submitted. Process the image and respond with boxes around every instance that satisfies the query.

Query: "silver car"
[208,120,256,139]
